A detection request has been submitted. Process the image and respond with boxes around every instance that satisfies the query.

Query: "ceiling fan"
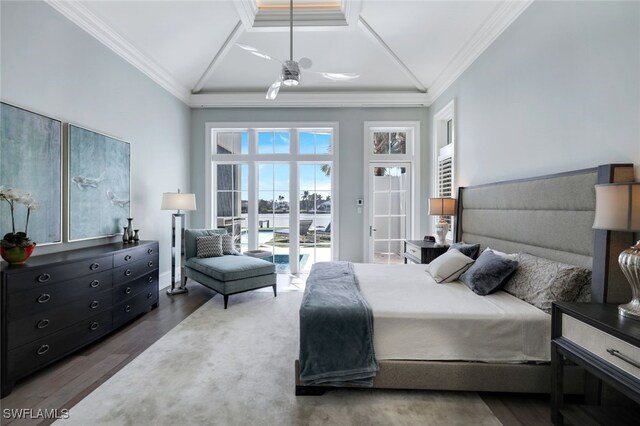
[236,0,360,100]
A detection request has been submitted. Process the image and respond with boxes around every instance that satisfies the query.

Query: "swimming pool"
[267,254,308,273]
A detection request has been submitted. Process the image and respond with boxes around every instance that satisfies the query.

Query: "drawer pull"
[37,319,50,329]
[125,269,132,276]
[125,287,132,295]
[125,305,132,313]
[147,276,154,283]
[606,349,640,369]
[37,294,51,303]
[37,273,51,283]
[90,262,100,271]
[37,345,50,355]
[90,280,100,288]
[147,292,153,299]
[90,322,100,331]
[147,261,154,267]
[90,300,100,309]
[147,248,154,254]
[124,254,132,261]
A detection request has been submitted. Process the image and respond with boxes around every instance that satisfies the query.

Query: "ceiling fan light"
[283,78,299,87]
[281,60,300,87]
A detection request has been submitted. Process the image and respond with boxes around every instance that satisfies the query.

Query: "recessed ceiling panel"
[202,28,417,92]
[361,1,501,85]
[80,0,241,90]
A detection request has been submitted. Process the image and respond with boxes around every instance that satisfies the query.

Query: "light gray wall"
[429,0,640,191]
[190,108,429,262]
[1,1,191,279]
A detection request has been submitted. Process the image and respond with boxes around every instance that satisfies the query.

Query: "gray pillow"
[448,242,481,260]
[196,235,223,258]
[220,233,240,255]
[503,253,591,314]
[459,250,519,296]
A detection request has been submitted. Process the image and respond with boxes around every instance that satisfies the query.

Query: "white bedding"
[354,263,551,363]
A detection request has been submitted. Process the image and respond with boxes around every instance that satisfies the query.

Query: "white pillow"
[426,249,475,283]
[483,247,517,261]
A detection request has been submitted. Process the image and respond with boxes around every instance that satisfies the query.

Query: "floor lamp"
[161,189,197,295]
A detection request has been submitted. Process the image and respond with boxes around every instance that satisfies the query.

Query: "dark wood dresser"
[403,240,449,264]
[1,241,159,397]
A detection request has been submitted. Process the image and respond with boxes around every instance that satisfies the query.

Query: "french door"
[368,163,411,264]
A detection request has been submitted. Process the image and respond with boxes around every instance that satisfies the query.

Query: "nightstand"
[403,240,448,264]
[551,302,640,425]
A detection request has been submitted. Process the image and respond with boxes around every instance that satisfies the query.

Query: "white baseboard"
[158,270,177,290]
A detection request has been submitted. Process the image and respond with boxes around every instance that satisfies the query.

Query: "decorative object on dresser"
[0,187,38,264]
[593,182,640,319]
[403,239,448,264]
[551,302,640,425]
[0,240,159,397]
[67,124,130,241]
[126,218,134,242]
[161,189,197,295]
[0,102,62,245]
[428,197,456,246]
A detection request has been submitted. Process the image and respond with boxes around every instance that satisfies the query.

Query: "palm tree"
[302,191,309,212]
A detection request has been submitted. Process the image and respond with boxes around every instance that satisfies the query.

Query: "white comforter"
[354,263,551,363]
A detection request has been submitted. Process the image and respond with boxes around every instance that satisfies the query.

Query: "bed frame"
[295,163,636,396]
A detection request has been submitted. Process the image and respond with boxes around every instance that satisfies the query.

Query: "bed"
[295,163,635,395]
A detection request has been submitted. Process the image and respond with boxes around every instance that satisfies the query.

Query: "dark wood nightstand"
[403,240,448,264]
[551,302,640,425]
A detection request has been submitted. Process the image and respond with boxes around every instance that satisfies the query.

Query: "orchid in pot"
[0,186,38,264]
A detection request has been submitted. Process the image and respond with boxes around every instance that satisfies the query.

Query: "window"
[216,131,248,155]
[372,131,407,155]
[433,100,455,239]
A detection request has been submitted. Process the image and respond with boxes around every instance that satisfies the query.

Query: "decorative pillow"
[448,242,481,260]
[426,249,475,283]
[459,250,519,296]
[503,253,591,314]
[196,235,223,258]
[483,247,517,261]
[221,233,239,255]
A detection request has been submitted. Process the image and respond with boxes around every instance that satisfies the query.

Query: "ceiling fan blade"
[298,57,313,70]
[317,72,360,82]
[266,80,282,100]
[236,43,278,62]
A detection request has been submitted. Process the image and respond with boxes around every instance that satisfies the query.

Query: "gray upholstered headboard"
[455,168,598,270]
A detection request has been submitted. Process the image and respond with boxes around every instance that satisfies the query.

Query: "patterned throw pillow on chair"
[196,235,223,258]
[221,233,239,255]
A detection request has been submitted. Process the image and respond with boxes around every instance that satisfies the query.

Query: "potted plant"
[0,186,38,264]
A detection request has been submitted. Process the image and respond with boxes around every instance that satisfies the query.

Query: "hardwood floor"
[2,279,558,426]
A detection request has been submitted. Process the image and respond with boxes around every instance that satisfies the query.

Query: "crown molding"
[189,91,430,108]
[427,0,534,104]
[44,0,191,104]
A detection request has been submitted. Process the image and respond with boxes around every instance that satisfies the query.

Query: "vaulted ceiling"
[46,0,533,107]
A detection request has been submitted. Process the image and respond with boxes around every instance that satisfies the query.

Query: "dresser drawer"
[7,290,112,349]
[113,243,158,268]
[113,288,158,329]
[113,272,158,305]
[405,244,421,259]
[562,314,640,379]
[113,256,158,283]
[7,310,112,380]
[6,255,113,293]
[8,270,113,319]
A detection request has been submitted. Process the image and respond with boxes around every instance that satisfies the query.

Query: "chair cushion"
[186,255,275,282]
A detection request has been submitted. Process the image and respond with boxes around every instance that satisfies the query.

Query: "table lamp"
[429,197,457,246]
[593,183,640,319]
[161,189,197,296]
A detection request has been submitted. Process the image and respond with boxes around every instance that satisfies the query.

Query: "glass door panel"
[216,164,248,252]
[258,163,290,272]
[299,163,332,272]
[370,165,410,264]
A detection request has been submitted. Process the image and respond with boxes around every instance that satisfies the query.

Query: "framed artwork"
[0,102,62,245]
[67,124,130,241]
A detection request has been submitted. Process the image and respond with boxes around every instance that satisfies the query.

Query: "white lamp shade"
[429,197,457,216]
[161,192,197,211]
[593,183,640,231]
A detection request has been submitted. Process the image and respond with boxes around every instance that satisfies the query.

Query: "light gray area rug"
[56,291,501,426]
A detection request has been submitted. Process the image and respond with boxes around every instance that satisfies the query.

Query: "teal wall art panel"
[0,102,62,245]
[68,124,130,241]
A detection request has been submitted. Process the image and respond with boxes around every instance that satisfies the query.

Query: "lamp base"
[618,240,640,320]
[434,218,449,246]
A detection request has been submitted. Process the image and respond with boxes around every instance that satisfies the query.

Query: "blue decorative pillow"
[448,242,481,260]
[459,250,519,296]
